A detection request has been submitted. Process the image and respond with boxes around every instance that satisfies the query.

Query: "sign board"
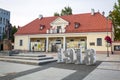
[114,45,120,51]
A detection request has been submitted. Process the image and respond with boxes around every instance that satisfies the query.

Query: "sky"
[0,0,117,27]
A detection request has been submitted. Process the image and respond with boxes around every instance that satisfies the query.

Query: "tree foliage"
[54,12,60,16]
[54,6,72,16]
[11,26,18,42]
[61,6,72,16]
[3,25,18,42]
[109,0,120,40]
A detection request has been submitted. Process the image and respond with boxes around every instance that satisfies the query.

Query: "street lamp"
[106,17,109,57]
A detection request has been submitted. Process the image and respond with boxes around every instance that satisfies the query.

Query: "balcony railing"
[46,29,66,34]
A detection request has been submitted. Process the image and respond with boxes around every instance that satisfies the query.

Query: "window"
[0,17,2,24]
[37,40,40,42]
[80,39,85,41]
[3,18,5,24]
[56,39,61,44]
[40,25,45,30]
[74,22,80,28]
[0,27,1,34]
[19,40,23,46]
[97,38,102,46]
[57,26,61,33]
[70,39,74,41]
[0,36,1,41]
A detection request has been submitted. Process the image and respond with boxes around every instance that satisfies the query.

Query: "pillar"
[63,36,66,50]
[28,38,30,51]
[46,37,49,52]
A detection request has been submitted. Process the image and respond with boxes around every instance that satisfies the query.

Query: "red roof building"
[14,11,114,53]
[15,12,112,35]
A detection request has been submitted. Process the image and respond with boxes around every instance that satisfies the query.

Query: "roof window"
[74,22,80,28]
[40,24,45,30]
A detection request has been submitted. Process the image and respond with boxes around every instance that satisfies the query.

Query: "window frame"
[97,38,102,46]
[19,40,23,46]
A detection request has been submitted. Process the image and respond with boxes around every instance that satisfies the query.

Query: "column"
[46,37,49,52]
[28,36,30,51]
[63,36,66,50]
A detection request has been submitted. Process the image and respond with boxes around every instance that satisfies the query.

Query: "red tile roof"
[15,12,113,35]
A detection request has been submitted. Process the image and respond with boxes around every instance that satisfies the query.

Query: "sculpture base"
[3,39,12,51]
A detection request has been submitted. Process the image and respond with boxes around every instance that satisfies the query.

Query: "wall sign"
[114,45,120,51]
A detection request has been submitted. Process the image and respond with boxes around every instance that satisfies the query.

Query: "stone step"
[0,57,57,65]
[0,56,53,60]
[13,53,46,57]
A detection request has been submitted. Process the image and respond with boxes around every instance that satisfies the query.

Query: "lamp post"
[106,17,109,57]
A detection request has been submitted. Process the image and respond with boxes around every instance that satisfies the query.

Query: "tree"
[11,26,18,42]
[54,12,60,16]
[109,0,120,40]
[54,6,72,16]
[61,6,72,16]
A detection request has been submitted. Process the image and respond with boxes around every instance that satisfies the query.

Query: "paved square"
[0,61,39,76]
[97,62,120,70]
[0,61,101,80]
[13,67,76,80]
[83,62,120,80]
[83,69,120,80]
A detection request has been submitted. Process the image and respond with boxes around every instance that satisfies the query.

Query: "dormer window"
[40,25,44,30]
[74,22,80,28]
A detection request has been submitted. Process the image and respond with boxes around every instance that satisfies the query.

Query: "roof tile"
[15,12,112,35]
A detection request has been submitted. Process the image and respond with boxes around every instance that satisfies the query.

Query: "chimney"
[91,9,95,15]
[38,14,43,19]
[102,11,105,16]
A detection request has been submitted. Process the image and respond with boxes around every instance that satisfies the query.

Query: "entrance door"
[79,38,87,52]
[51,44,58,52]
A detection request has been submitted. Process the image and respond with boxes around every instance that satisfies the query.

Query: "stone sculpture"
[63,48,75,63]
[57,48,65,63]
[57,47,96,65]
[75,46,82,64]
[5,21,12,40]
[83,49,96,65]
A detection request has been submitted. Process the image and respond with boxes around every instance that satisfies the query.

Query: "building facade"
[14,12,114,53]
[0,8,10,40]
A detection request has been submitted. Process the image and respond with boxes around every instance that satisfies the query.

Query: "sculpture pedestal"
[3,39,12,51]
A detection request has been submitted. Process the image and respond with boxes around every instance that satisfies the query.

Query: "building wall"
[87,32,112,52]
[14,32,112,52]
[0,8,10,40]
[14,35,29,50]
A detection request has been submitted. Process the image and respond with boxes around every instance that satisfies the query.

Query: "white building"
[0,8,10,40]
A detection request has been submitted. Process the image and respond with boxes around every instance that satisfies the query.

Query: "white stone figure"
[75,46,83,64]
[57,48,65,63]
[89,49,96,64]
[83,49,96,65]
[63,48,75,63]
